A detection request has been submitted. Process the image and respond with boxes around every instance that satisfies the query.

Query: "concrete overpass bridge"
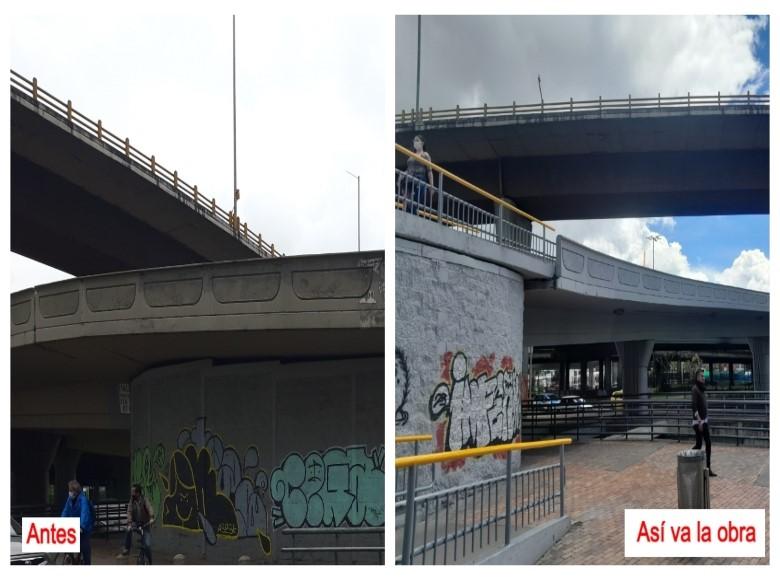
[11,250,385,562]
[11,71,280,276]
[395,153,768,491]
[396,93,768,220]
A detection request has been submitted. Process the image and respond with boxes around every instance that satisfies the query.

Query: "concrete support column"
[604,359,613,391]
[728,362,735,387]
[615,340,655,398]
[10,431,61,506]
[747,337,769,390]
[559,361,568,394]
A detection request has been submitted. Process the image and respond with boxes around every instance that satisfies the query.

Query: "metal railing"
[395,145,556,261]
[11,500,129,540]
[396,438,571,565]
[281,527,384,565]
[522,398,769,446]
[10,70,281,258]
[397,92,770,125]
[395,434,436,500]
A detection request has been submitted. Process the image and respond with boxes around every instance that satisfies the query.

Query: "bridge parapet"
[11,251,384,347]
[556,236,768,312]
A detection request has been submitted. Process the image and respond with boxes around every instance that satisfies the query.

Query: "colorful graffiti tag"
[429,352,521,452]
[160,417,271,555]
[130,444,166,517]
[270,445,385,529]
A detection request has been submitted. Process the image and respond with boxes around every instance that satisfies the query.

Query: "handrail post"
[512,100,516,118]
[496,203,503,246]
[559,445,565,517]
[97,120,103,140]
[437,171,444,224]
[658,92,661,110]
[483,102,487,119]
[124,138,130,157]
[173,170,178,190]
[211,198,216,216]
[67,99,73,123]
[150,155,156,174]
[32,77,39,102]
[628,94,631,117]
[401,464,417,565]
[428,106,432,122]
[599,95,602,118]
[718,91,721,112]
[504,449,512,546]
[570,97,573,114]
[193,185,199,206]
[747,90,751,106]
[401,109,405,123]
[688,91,691,113]
[455,104,460,120]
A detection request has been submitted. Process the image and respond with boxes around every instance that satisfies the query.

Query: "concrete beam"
[11,90,267,275]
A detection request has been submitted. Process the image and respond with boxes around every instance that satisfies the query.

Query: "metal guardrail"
[395,434,436,500]
[10,70,281,258]
[281,527,384,564]
[395,147,556,262]
[11,500,129,540]
[522,398,769,446]
[397,92,770,125]
[396,438,571,565]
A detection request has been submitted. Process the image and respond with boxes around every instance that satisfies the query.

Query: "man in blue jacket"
[61,480,94,564]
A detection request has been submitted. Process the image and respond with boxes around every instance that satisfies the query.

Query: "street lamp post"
[346,170,360,251]
[646,234,660,270]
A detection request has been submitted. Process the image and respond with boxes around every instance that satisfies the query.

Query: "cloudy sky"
[396,15,770,291]
[9,11,386,291]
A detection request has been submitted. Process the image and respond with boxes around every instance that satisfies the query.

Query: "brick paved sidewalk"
[530,439,769,565]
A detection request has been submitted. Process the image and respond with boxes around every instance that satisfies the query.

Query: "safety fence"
[395,145,556,261]
[11,500,129,541]
[10,70,280,258]
[397,92,770,125]
[396,438,571,565]
[281,527,384,564]
[522,397,769,446]
[395,434,437,501]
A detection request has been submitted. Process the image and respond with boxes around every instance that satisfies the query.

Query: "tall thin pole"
[357,175,361,251]
[415,15,421,121]
[346,170,360,251]
[233,14,238,223]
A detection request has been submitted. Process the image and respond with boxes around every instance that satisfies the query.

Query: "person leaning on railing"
[397,135,434,214]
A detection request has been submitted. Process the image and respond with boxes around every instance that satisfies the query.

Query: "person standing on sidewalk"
[691,368,717,477]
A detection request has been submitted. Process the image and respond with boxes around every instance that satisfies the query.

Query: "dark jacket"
[61,492,94,534]
[691,384,708,422]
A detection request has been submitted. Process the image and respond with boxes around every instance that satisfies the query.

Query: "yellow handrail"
[395,434,433,444]
[396,438,571,469]
[396,142,555,232]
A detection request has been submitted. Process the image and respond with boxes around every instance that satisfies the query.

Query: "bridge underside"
[11,94,261,275]
[397,111,768,220]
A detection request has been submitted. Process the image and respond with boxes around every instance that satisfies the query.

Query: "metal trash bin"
[677,449,710,509]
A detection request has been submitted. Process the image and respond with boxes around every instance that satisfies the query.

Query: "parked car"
[533,393,561,406]
[560,395,593,409]
[11,517,49,565]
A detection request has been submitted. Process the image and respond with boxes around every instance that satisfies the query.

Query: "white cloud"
[396,16,768,110]
[534,218,768,291]
[715,249,770,291]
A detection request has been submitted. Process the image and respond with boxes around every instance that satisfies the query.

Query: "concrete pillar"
[728,362,735,387]
[604,359,613,391]
[559,361,567,394]
[10,431,61,506]
[747,337,769,390]
[615,340,655,398]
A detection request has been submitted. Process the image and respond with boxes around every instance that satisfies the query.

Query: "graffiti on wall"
[429,352,521,453]
[395,348,410,427]
[131,444,166,518]
[270,445,384,529]
[160,417,272,555]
